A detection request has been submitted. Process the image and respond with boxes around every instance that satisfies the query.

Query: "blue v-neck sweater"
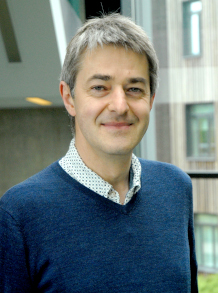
[0,159,198,292]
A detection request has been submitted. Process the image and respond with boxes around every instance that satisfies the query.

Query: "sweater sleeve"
[0,206,32,293]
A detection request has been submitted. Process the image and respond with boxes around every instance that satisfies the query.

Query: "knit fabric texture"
[0,159,198,292]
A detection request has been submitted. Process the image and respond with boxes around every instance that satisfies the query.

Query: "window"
[85,0,121,19]
[183,1,202,57]
[186,103,215,159]
[195,214,218,272]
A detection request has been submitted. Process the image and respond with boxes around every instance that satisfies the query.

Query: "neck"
[74,140,132,204]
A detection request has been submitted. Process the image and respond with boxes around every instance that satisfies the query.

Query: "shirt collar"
[59,138,141,204]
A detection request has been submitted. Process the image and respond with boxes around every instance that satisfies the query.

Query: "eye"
[129,87,142,92]
[90,85,110,97]
[92,85,106,91]
[127,87,144,94]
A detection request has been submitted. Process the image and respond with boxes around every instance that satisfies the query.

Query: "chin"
[97,137,141,156]
[104,145,136,156]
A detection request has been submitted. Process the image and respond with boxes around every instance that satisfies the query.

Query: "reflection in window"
[195,214,218,272]
[186,103,215,159]
[183,1,202,57]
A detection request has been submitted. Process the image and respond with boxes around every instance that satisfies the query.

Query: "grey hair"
[60,13,159,135]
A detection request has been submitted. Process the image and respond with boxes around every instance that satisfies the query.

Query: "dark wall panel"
[0,107,72,196]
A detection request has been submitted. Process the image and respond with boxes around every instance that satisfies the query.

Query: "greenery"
[198,274,218,293]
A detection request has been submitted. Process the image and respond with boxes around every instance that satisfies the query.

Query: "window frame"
[182,0,202,58]
[185,102,216,161]
[194,214,218,273]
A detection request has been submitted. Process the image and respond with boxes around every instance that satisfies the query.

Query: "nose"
[107,87,129,115]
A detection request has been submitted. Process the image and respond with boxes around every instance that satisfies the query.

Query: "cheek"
[75,101,103,125]
[87,101,109,121]
[130,100,151,120]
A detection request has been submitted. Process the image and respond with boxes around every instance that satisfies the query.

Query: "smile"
[101,122,133,129]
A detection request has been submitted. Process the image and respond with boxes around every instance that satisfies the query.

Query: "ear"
[150,94,155,110]
[59,81,76,116]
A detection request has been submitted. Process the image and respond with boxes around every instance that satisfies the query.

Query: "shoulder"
[139,158,192,186]
[0,161,68,215]
[138,159,193,210]
[4,161,61,191]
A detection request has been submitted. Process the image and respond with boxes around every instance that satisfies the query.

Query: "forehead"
[77,45,149,80]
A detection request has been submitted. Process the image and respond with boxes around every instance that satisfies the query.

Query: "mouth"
[101,122,133,129]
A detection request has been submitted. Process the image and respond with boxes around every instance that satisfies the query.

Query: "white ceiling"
[0,0,66,109]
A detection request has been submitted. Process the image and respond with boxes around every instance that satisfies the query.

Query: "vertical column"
[136,0,157,160]
[49,0,84,65]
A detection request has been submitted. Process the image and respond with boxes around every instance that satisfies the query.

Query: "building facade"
[153,0,218,273]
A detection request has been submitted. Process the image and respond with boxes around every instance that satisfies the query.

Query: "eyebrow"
[127,77,147,85]
[87,74,112,82]
[87,74,147,85]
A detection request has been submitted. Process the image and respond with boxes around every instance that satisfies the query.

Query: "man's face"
[69,45,154,158]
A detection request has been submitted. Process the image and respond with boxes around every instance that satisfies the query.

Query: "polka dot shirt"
[59,139,141,205]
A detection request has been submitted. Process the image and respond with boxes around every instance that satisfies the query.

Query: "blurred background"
[0,0,218,290]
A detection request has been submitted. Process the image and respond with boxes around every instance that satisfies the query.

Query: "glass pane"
[191,1,202,13]
[202,226,214,268]
[195,225,202,266]
[195,214,218,225]
[199,118,209,141]
[215,228,218,269]
[198,117,209,156]
[183,1,202,56]
[186,103,215,158]
[190,116,198,156]
[191,14,200,55]
[190,104,214,115]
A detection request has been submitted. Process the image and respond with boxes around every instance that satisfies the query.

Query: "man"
[0,14,198,292]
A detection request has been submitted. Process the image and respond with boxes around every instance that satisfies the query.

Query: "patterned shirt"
[59,139,141,205]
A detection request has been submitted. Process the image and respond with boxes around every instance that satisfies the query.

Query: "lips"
[102,122,133,127]
[100,122,134,131]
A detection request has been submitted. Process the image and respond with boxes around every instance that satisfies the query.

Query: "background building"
[153,0,218,273]
[0,0,217,273]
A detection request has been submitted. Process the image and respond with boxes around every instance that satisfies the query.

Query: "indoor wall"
[0,107,72,196]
